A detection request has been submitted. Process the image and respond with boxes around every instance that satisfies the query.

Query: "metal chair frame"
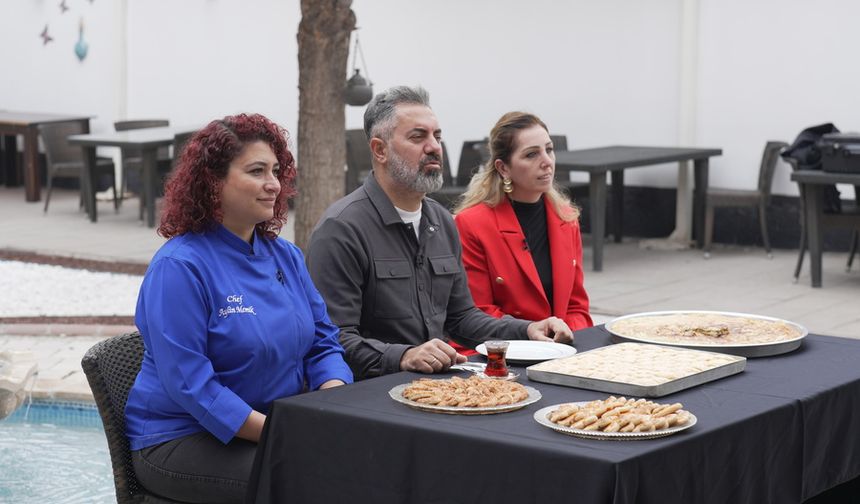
[114,120,171,220]
[785,158,860,279]
[40,121,118,213]
[703,141,789,257]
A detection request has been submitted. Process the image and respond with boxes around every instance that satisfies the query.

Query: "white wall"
[698,0,860,197]
[1,0,124,134]
[125,0,301,142]
[3,0,859,197]
[346,0,682,187]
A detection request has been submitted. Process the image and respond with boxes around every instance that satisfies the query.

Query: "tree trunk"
[294,0,355,250]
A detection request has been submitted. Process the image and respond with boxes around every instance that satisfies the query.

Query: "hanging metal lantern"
[345,69,372,106]
[344,34,373,106]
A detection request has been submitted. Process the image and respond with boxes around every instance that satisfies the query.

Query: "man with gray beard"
[307,86,572,380]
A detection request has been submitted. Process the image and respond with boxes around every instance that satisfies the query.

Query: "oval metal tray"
[388,383,541,415]
[605,310,808,357]
[533,403,697,440]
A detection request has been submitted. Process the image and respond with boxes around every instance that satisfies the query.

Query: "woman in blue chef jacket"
[125,113,353,504]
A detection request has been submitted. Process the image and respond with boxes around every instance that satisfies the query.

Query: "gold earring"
[502,177,513,194]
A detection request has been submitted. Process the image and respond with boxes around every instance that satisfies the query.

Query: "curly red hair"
[158,113,296,240]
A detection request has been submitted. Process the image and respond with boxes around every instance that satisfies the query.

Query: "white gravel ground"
[0,260,142,317]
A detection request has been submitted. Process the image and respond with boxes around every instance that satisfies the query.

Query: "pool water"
[0,401,115,503]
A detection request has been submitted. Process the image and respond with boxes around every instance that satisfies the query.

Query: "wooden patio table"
[554,145,722,271]
[0,111,92,201]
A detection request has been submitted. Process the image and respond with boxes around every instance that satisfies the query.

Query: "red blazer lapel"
[546,199,574,318]
[495,199,547,306]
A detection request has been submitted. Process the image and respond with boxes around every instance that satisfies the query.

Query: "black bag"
[782,123,842,213]
[818,133,860,174]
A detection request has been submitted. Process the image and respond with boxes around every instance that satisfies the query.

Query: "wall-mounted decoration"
[74,18,88,62]
[40,25,54,45]
[59,0,69,14]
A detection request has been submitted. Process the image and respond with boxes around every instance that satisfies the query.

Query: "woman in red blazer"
[453,112,592,337]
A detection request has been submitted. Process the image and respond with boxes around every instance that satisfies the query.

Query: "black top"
[511,196,553,308]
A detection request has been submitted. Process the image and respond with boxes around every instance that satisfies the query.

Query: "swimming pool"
[0,400,115,503]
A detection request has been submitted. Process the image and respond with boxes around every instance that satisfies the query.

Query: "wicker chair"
[81,332,183,504]
[344,129,372,194]
[114,120,171,219]
[703,141,789,258]
[428,139,488,210]
[784,158,860,280]
[39,121,118,213]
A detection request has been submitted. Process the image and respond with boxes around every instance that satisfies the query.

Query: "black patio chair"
[172,131,195,169]
[784,157,860,280]
[424,141,461,209]
[703,141,789,258]
[40,121,118,214]
[344,129,371,194]
[345,129,455,207]
[551,134,590,202]
[428,139,488,210]
[114,120,172,220]
[81,332,184,504]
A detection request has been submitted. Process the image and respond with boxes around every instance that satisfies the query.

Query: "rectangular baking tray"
[526,347,746,397]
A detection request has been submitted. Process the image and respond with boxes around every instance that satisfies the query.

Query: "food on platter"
[529,343,743,387]
[609,312,803,346]
[401,375,529,408]
[547,396,691,433]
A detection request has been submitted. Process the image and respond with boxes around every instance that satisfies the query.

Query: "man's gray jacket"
[307,172,529,380]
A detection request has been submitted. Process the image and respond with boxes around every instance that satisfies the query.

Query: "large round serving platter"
[604,310,808,357]
[388,383,541,415]
[475,340,577,364]
[533,403,697,441]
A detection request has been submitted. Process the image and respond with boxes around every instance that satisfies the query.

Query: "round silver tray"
[388,383,541,415]
[605,310,808,357]
[533,402,697,440]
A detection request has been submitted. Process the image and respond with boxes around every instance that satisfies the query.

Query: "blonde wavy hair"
[453,112,578,222]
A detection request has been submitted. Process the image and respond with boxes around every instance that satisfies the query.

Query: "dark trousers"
[132,431,257,504]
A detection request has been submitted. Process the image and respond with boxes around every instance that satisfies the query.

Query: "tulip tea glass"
[483,340,509,377]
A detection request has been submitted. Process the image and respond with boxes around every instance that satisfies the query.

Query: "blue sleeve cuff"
[307,352,354,390]
[199,387,253,444]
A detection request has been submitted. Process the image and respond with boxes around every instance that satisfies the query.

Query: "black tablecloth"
[247,327,860,504]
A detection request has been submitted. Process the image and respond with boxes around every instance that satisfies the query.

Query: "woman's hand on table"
[527,317,574,344]
[236,410,267,443]
[319,379,346,390]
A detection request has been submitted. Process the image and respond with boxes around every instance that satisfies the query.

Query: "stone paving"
[1,186,858,403]
[0,333,126,402]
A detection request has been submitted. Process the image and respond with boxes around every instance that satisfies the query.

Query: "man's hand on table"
[400,339,467,374]
[527,317,574,344]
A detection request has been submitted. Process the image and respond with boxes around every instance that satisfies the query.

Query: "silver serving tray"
[533,403,697,441]
[605,310,808,358]
[388,383,542,415]
[526,344,746,397]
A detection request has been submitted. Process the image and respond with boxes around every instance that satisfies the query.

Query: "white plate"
[388,383,541,415]
[533,402,697,440]
[476,341,577,364]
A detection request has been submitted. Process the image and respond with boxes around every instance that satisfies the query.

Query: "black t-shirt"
[511,196,553,308]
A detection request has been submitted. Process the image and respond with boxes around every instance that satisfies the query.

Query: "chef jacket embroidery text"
[218,293,257,318]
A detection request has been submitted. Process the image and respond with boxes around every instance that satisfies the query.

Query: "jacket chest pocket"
[373,259,413,319]
[429,255,459,314]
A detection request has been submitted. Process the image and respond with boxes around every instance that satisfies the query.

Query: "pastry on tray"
[401,375,529,408]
